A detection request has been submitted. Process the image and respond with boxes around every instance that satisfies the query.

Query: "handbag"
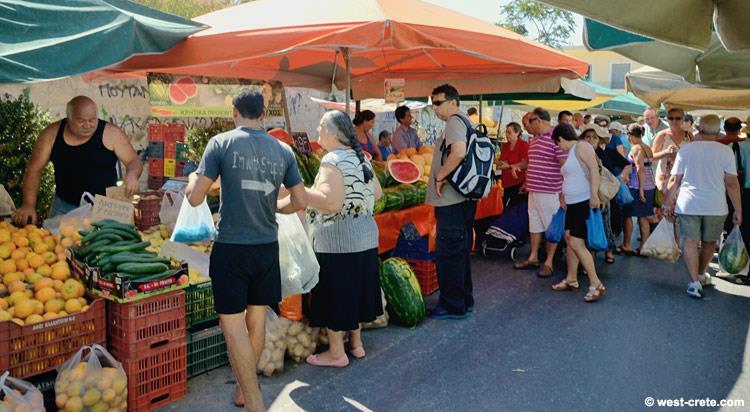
[573,143,620,202]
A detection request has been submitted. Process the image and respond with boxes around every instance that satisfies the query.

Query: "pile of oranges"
[0,221,88,326]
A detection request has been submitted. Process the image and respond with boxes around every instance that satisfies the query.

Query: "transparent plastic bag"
[158,190,183,233]
[0,184,15,216]
[0,371,45,412]
[719,225,750,274]
[277,213,319,298]
[257,308,289,377]
[171,199,216,242]
[43,192,95,236]
[545,207,565,243]
[640,219,681,262]
[55,344,128,412]
[283,319,319,363]
[586,208,608,251]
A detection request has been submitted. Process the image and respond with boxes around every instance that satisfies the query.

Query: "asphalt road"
[162,248,750,412]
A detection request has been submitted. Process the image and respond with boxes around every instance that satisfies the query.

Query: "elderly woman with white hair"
[665,115,743,299]
[304,110,384,367]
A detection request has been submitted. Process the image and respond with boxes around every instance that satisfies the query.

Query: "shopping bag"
[43,192,95,235]
[282,318,320,363]
[0,371,45,411]
[719,225,750,274]
[257,307,289,377]
[585,208,608,251]
[640,219,680,262]
[544,207,566,243]
[55,344,128,412]
[158,190,184,232]
[170,198,216,242]
[615,177,634,206]
[0,184,15,216]
[277,213,319,298]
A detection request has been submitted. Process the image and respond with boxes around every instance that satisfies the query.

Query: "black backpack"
[440,114,496,199]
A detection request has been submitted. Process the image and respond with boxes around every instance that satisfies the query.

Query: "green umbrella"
[583,19,750,89]
[541,0,750,53]
[0,0,206,83]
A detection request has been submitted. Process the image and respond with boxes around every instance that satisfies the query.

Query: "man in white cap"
[665,115,742,298]
[607,121,629,157]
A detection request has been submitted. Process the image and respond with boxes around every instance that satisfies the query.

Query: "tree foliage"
[0,93,55,219]
[498,0,576,49]
[133,0,252,19]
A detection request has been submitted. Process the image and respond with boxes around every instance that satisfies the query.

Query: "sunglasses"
[432,99,453,107]
[667,116,683,121]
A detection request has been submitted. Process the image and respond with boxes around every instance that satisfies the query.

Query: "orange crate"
[405,258,439,296]
[107,291,185,360]
[0,298,106,379]
[121,338,187,412]
[132,191,163,230]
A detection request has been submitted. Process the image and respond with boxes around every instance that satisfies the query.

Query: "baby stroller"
[481,193,528,261]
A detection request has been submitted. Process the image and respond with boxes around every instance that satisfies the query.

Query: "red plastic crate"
[107,291,186,360]
[148,124,167,142]
[121,338,187,412]
[148,175,165,190]
[165,124,185,142]
[148,158,164,177]
[405,258,439,295]
[132,191,163,230]
[0,298,106,379]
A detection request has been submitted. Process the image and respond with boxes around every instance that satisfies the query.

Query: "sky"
[422,0,584,46]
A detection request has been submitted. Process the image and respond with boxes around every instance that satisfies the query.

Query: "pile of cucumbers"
[77,219,178,282]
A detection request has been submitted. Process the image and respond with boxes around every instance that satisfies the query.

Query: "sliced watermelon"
[176,76,198,97]
[168,83,188,105]
[387,159,422,184]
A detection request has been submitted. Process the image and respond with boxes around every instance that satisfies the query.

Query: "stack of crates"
[107,290,187,411]
[185,281,229,378]
[147,124,188,190]
[392,235,439,295]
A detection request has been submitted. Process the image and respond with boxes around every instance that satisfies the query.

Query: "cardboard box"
[89,263,189,303]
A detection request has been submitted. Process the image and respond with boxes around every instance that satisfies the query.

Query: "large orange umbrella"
[97,0,588,107]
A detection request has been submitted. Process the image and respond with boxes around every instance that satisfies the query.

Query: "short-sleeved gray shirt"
[196,127,302,245]
[426,114,468,207]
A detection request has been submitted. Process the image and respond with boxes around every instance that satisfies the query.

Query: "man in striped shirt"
[514,108,567,277]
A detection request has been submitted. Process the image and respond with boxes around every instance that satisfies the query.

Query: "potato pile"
[256,316,288,377]
[640,246,680,262]
[283,320,319,362]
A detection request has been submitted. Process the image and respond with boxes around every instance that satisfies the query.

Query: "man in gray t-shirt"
[185,88,306,411]
[425,84,475,320]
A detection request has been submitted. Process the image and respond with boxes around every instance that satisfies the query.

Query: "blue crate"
[393,235,434,261]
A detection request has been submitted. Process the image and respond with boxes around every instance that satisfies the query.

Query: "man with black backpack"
[426,84,495,319]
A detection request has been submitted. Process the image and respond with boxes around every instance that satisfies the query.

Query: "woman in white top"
[550,124,607,302]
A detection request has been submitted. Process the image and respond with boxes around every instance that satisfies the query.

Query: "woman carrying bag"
[550,124,607,302]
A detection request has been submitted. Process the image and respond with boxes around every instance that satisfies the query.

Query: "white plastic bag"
[257,308,289,377]
[55,344,128,412]
[158,191,184,232]
[277,213,319,298]
[170,199,216,242]
[43,192,94,235]
[640,219,681,262]
[0,184,15,216]
[0,371,45,412]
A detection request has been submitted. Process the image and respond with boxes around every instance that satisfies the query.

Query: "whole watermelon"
[373,196,386,214]
[413,181,427,204]
[379,258,425,327]
[719,240,749,274]
[383,189,404,211]
[397,184,418,207]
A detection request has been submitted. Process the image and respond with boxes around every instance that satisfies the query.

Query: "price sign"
[292,132,312,155]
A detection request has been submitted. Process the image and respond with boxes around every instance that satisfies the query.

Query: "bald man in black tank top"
[13,96,142,225]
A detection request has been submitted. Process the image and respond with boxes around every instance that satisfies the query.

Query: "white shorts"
[528,192,561,234]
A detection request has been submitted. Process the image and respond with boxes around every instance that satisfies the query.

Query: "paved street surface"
[163,249,750,411]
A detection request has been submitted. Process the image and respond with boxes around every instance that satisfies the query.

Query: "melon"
[402,147,418,157]
[380,258,425,327]
[719,239,749,274]
[387,159,422,184]
[176,76,198,97]
[410,155,426,166]
[168,83,188,105]
[373,196,386,214]
[418,145,433,154]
